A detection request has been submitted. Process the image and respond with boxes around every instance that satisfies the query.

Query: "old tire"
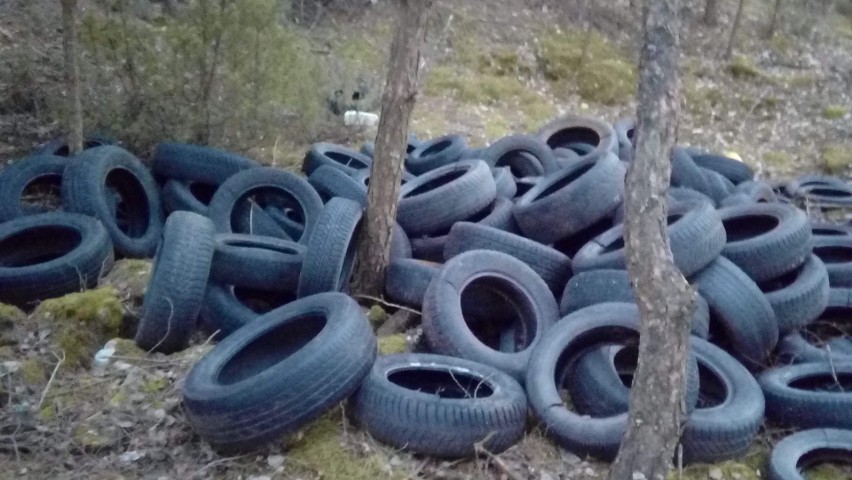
[297,198,363,297]
[761,255,830,335]
[767,429,852,480]
[759,362,852,429]
[152,143,258,184]
[211,234,305,291]
[0,155,68,222]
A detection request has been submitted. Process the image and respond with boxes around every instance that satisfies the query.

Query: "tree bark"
[703,0,719,25]
[766,0,782,38]
[725,0,746,59]
[351,0,433,296]
[60,0,83,155]
[608,0,696,479]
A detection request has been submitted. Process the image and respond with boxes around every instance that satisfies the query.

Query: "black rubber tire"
[767,428,852,480]
[671,147,711,195]
[409,234,447,262]
[481,134,559,176]
[785,175,852,205]
[692,257,779,370]
[208,167,323,244]
[350,353,528,457]
[161,179,217,216]
[525,302,640,460]
[812,237,852,288]
[62,146,164,258]
[560,269,711,338]
[493,167,518,199]
[759,362,852,429]
[535,114,617,161]
[721,180,777,207]
[0,212,114,307]
[691,153,754,185]
[390,222,412,260]
[777,331,852,365]
[397,160,496,237]
[513,152,626,244]
[443,222,572,296]
[308,164,368,205]
[680,337,766,464]
[384,259,440,309]
[812,221,852,241]
[182,292,376,452]
[0,155,68,222]
[302,142,372,177]
[718,203,811,283]
[198,283,295,339]
[152,143,258,184]
[297,198,363,297]
[761,255,830,335]
[31,135,114,157]
[669,186,714,206]
[775,287,852,364]
[572,199,725,277]
[211,234,305,291]
[612,118,634,162]
[135,211,214,353]
[422,250,559,382]
[513,175,541,199]
[702,169,735,206]
[405,134,467,175]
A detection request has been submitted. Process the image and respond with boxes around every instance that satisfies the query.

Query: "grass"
[823,144,852,173]
[822,105,849,120]
[728,55,762,80]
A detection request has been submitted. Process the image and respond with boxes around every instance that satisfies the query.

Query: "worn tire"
[161,179,217,216]
[297,198,363,297]
[0,155,68,221]
[211,234,305,291]
[493,167,518,199]
[767,429,852,480]
[691,153,754,185]
[198,283,295,339]
[152,143,258,184]
[812,237,852,288]
[759,362,852,429]
[761,255,830,335]
[384,259,440,309]
[481,134,559,176]
[406,134,467,175]
[135,211,214,353]
[308,164,368,205]
[535,115,617,160]
[302,142,372,177]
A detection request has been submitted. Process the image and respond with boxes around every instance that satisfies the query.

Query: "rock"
[98,259,152,336]
[709,467,724,480]
[267,454,285,468]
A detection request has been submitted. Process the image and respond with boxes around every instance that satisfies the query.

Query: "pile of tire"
[1,118,849,476]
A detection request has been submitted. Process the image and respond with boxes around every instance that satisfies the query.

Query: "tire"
[405,134,467,175]
[152,143,258,184]
[572,199,725,277]
[785,175,852,205]
[308,165,368,205]
[0,155,68,222]
[691,153,754,185]
[560,269,710,338]
[702,169,735,205]
[481,134,559,176]
[775,287,852,364]
[812,237,852,288]
[759,362,852,429]
[423,250,559,382]
[513,153,626,244]
[384,259,440,309]
[671,147,711,195]
[231,202,291,239]
[0,212,114,307]
[199,283,295,339]
[692,257,779,370]
[390,222,412,260]
[161,179,217,216]
[669,186,714,206]
[722,180,776,207]
[493,167,518,199]
[350,353,528,457]
[443,222,572,296]
[777,331,852,365]
[302,142,372,177]
[62,146,164,258]
[718,203,811,283]
[525,302,640,460]
[767,429,852,480]
[182,292,376,452]
[761,255,830,335]
[535,115,618,160]
[680,337,766,464]
[135,211,214,353]
[811,221,852,241]
[397,160,496,237]
[551,217,617,259]
[31,135,113,157]
[513,175,541,199]
[297,198,363,297]
[612,118,634,162]
[211,234,305,291]
[208,167,323,244]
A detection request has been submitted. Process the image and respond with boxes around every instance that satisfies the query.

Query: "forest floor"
[0,0,851,479]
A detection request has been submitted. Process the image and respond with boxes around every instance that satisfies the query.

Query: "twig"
[189,454,250,479]
[38,350,65,411]
[826,345,845,392]
[147,297,175,354]
[474,437,523,480]
[352,294,421,314]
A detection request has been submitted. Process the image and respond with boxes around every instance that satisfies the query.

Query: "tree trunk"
[60,0,83,155]
[725,0,746,59]
[351,0,433,296]
[703,0,719,25]
[766,0,782,38]
[608,0,696,479]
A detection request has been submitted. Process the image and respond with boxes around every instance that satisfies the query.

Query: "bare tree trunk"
[351,0,433,296]
[766,0,783,38]
[725,0,746,59]
[608,0,696,478]
[703,0,719,25]
[60,0,83,155]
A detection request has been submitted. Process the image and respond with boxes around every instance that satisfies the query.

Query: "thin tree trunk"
[352,0,433,296]
[725,0,746,59]
[608,0,696,478]
[703,0,720,25]
[767,0,782,38]
[60,0,83,155]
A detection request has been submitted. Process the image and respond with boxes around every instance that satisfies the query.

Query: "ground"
[1,0,852,479]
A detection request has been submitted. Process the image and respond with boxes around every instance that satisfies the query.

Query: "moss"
[72,425,111,451]
[823,144,852,174]
[35,288,124,368]
[670,446,767,479]
[20,358,46,385]
[822,105,848,120]
[0,303,24,321]
[287,413,402,480]
[0,346,14,361]
[111,338,145,358]
[478,48,533,77]
[805,463,852,479]
[763,151,795,168]
[142,376,168,394]
[109,390,128,407]
[770,34,792,53]
[483,115,511,140]
[728,55,761,80]
[366,305,387,327]
[683,78,725,114]
[39,404,56,421]
[576,59,637,105]
[377,334,408,355]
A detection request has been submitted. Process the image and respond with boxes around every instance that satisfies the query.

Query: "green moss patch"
[823,144,852,173]
[0,303,25,322]
[377,334,408,355]
[823,105,849,120]
[728,55,762,80]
